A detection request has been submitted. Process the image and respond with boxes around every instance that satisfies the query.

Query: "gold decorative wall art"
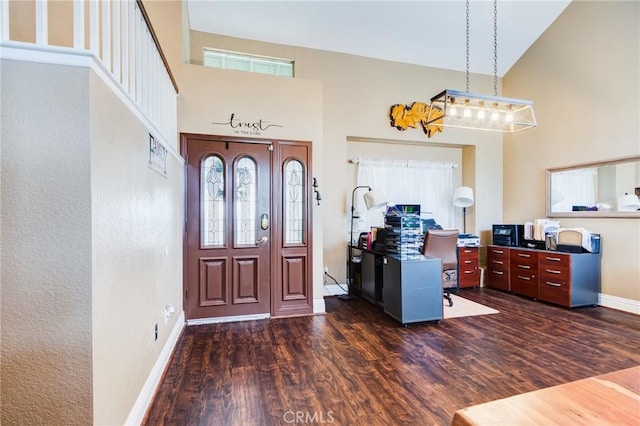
[389,102,444,138]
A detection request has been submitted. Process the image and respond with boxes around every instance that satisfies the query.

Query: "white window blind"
[203,48,294,77]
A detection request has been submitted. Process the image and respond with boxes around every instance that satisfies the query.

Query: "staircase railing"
[0,0,178,146]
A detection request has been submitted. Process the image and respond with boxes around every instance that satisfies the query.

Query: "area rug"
[443,294,499,319]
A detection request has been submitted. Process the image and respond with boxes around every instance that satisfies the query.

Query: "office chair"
[422,229,459,307]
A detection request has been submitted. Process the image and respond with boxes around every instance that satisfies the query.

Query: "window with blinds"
[203,48,294,77]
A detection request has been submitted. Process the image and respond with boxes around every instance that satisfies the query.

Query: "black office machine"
[492,224,524,247]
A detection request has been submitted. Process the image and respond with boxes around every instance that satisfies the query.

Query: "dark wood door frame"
[180,133,313,320]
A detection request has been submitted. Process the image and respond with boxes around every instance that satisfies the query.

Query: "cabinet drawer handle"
[546,257,562,262]
[546,269,561,274]
[517,275,531,281]
[493,250,504,254]
[464,260,473,264]
[545,281,562,287]
[492,260,504,265]
[517,264,531,269]
[464,270,474,274]
[518,253,531,258]
[492,270,504,275]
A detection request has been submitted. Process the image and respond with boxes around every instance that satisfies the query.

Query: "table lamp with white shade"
[617,193,640,212]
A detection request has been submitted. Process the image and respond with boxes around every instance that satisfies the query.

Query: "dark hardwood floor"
[144,288,640,426]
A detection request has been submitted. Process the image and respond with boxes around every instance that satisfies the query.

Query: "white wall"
[1,60,93,424]
[0,48,3,418]
[90,72,184,424]
[0,57,184,424]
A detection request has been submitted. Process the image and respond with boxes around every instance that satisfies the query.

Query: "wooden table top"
[451,366,640,426]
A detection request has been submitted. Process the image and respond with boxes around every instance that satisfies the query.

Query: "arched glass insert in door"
[201,155,225,247]
[285,159,305,244]
[234,156,258,245]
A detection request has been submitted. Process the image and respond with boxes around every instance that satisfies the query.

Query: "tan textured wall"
[0,56,2,421]
[0,59,184,424]
[143,0,505,292]
[90,73,184,424]
[143,0,329,305]
[184,30,505,284]
[1,60,93,424]
[503,0,640,301]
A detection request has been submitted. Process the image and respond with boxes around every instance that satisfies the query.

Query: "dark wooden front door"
[183,136,271,319]
[182,134,313,321]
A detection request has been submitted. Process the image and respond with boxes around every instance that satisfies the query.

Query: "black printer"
[492,224,524,247]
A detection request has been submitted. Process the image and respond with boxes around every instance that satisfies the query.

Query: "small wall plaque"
[149,133,167,177]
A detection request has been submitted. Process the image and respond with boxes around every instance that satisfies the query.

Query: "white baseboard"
[187,313,270,326]
[186,301,328,324]
[323,285,639,315]
[313,297,326,314]
[599,293,640,315]
[125,311,186,426]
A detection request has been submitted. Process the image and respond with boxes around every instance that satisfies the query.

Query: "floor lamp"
[453,186,474,235]
[342,186,387,300]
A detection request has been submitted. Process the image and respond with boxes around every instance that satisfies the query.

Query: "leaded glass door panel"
[184,136,271,319]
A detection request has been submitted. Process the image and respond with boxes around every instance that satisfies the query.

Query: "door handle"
[256,236,268,245]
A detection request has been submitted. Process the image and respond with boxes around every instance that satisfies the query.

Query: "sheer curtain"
[352,158,456,242]
[550,168,597,212]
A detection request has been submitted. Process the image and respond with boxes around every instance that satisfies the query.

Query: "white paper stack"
[524,221,534,240]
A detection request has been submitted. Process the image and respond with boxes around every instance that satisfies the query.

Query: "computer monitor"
[386,204,420,216]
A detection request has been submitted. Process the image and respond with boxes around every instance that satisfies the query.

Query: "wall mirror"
[546,155,640,218]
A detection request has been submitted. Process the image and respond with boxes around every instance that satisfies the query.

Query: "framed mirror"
[546,155,640,218]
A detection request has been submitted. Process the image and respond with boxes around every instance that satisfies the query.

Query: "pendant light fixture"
[426,0,537,133]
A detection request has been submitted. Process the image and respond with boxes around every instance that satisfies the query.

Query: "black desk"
[361,250,383,305]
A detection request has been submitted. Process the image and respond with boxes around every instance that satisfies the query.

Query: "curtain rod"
[349,158,459,168]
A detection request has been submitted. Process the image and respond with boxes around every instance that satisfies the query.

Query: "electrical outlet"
[154,323,158,341]
[323,267,329,274]
[165,304,175,324]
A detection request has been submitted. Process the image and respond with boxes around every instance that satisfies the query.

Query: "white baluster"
[1,0,9,42]
[89,0,99,55]
[122,0,129,92]
[101,0,110,69]
[35,0,48,45]
[135,6,142,104]
[73,0,84,49]
[112,0,121,83]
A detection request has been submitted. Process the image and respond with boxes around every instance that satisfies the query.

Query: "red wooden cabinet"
[487,245,510,291]
[510,249,539,299]
[486,245,600,308]
[458,246,479,288]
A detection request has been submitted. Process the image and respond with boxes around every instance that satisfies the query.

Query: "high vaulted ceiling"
[186,0,571,77]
